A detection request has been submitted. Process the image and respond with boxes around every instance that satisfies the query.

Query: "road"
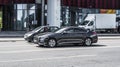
[0,38,120,67]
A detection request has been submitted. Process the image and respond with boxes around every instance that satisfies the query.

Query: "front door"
[57,28,74,44]
[73,28,87,43]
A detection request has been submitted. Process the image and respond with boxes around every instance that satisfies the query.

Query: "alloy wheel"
[85,38,92,46]
[48,39,56,48]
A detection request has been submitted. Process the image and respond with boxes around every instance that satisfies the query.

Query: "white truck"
[79,14,117,32]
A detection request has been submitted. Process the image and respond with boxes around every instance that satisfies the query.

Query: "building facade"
[0,0,43,31]
[0,0,120,31]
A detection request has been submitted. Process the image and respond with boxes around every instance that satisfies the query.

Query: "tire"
[47,39,57,48]
[84,38,92,46]
[27,39,32,42]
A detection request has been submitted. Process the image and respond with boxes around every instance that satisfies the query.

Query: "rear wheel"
[47,39,57,48]
[84,38,92,46]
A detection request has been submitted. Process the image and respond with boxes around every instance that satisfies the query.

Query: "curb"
[98,37,120,40]
[0,40,24,42]
[0,36,24,38]
[98,34,120,36]
[0,38,24,42]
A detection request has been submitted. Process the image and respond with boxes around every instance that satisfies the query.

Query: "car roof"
[62,26,85,29]
[39,26,59,28]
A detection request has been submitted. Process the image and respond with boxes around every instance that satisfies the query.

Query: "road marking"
[0,46,120,54]
[0,55,96,63]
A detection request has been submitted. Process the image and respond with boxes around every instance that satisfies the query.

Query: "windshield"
[80,20,89,25]
[55,28,66,33]
[32,26,42,32]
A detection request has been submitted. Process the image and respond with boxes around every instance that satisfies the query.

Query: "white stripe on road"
[0,55,96,63]
[0,46,120,54]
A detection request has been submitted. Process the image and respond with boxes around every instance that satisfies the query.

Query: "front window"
[79,20,89,25]
[88,21,94,26]
[55,28,67,33]
[64,28,74,33]
[32,26,42,32]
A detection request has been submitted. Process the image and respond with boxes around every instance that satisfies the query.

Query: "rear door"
[57,28,74,44]
[73,28,87,43]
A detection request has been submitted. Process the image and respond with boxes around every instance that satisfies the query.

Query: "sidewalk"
[0,31,25,38]
[98,33,120,36]
[0,38,24,42]
[98,36,120,40]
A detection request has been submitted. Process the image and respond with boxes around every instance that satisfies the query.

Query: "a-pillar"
[47,0,61,27]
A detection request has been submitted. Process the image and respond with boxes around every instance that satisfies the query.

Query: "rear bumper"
[92,38,98,43]
[91,36,98,43]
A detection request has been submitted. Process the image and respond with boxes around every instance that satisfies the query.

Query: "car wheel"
[84,38,92,46]
[27,39,32,42]
[47,39,57,48]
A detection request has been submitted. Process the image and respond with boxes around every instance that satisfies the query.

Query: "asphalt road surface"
[0,38,120,67]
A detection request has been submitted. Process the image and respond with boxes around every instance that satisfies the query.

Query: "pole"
[41,0,45,26]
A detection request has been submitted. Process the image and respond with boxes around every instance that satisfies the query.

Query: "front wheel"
[47,39,57,48]
[27,39,32,42]
[84,38,92,46]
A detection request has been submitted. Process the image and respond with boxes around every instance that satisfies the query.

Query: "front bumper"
[24,36,33,42]
[33,37,39,44]
[33,37,47,45]
[37,38,48,46]
[38,42,46,46]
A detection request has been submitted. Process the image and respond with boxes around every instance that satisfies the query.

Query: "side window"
[74,28,86,33]
[64,28,74,33]
[39,28,44,33]
[74,28,81,33]
[88,21,94,26]
[44,27,49,32]
[50,27,59,32]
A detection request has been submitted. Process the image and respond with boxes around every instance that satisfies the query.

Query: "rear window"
[74,28,87,33]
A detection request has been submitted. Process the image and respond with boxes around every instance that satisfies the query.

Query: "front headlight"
[24,34,27,38]
[27,34,32,37]
[39,37,46,41]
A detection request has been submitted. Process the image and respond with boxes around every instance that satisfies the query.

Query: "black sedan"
[33,27,98,47]
[24,26,59,42]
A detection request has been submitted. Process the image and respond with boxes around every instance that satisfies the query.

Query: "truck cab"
[79,20,95,31]
[79,14,117,33]
[79,14,95,31]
